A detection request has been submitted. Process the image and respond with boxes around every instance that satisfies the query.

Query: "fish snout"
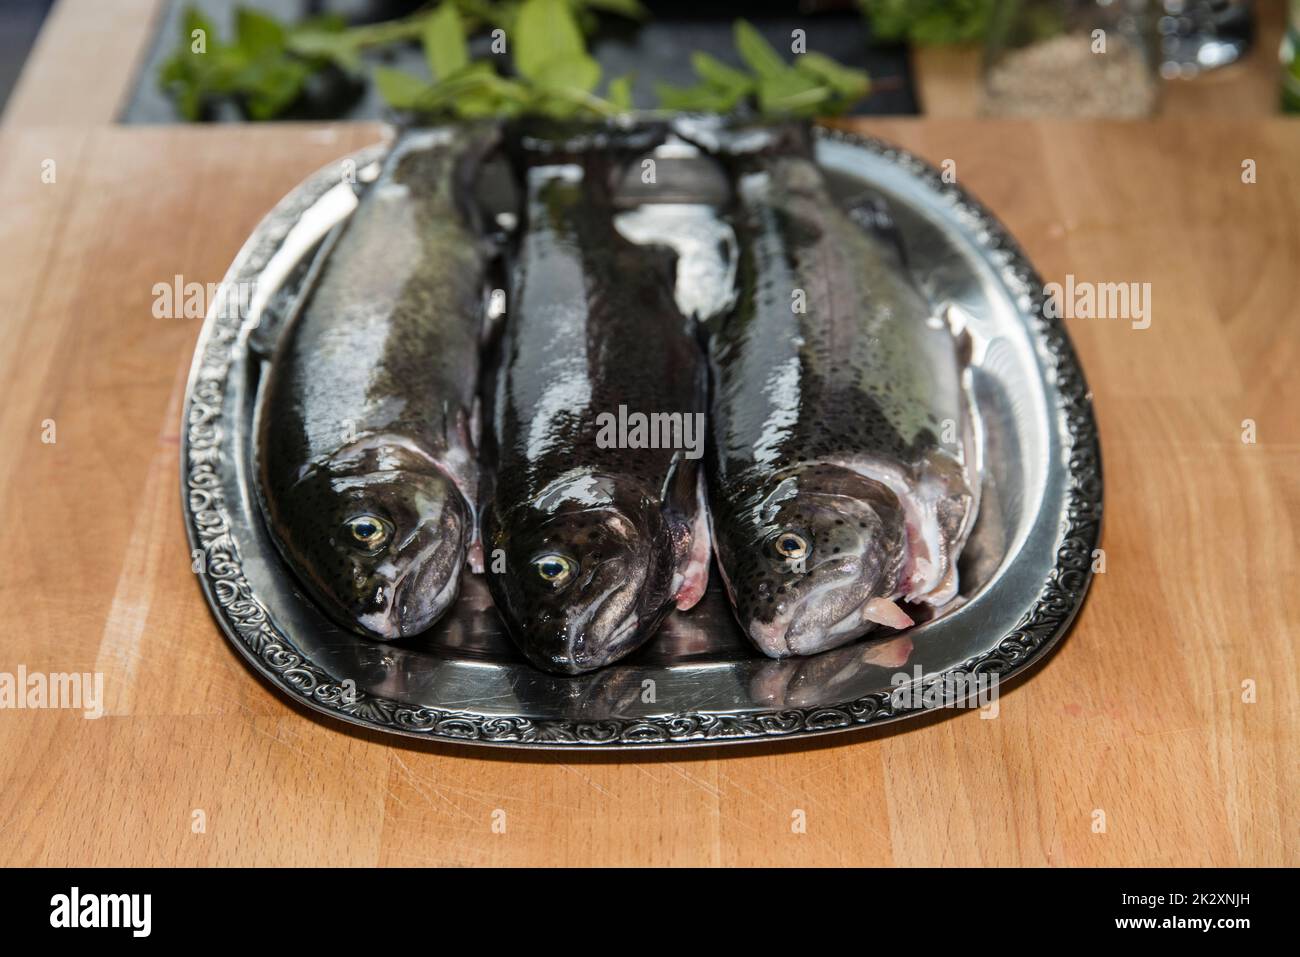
[353,578,402,640]
[515,610,641,675]
[743,555,878,657]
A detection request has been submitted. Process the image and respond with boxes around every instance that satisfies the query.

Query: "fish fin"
[862,597,914,630]
[467,540,485,576]
[661,454,710,610]
[906,448,978,604]
[674,472,712,611]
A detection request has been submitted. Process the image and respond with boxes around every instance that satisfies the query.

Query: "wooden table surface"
[1,0,1297,868]
[1,115,1295,867]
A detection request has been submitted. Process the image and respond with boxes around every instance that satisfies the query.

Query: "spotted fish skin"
[256,127,497,641]
[481,129,710,675]
[696,122,979,659]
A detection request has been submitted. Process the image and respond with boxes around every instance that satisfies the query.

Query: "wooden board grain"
[0,119,1295,867]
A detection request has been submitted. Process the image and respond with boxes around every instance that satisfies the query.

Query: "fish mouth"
[492,493,666,674]
[354,554,463,640]
[515,573,648,675]
[520,605,645,675]
[749,593,906,658]
[745,556,910,658]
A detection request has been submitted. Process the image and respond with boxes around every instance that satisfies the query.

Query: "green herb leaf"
[236,8,287,57]
[373,65,434,109]
[532,53,601,94]
[530,55,607,116]
[424,2,469,80]
[244,59,310,119]
[607,73,633,110]
[433,63,512,116]
[794,51,869,98]
[576,0,649,21]
[655,80,742,113]
[691,51,752,96]
[515,0,586,80]
[733,20,787,80]
[755,68,827,116]
[285,31,362,73]
[862,0,994,46]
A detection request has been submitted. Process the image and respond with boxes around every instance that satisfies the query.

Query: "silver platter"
[181,125,1102,749]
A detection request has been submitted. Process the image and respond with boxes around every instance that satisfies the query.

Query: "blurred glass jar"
[1284,0,1300,112]
[1157,1,1255,78]
[983,0,1161,117]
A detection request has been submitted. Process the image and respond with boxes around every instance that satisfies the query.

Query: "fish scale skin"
[488,170,703,511]
[482,158,707,673]
[263,138,485,480]
[256,128,494,638]
[702,131,976,656]
[711,162,962,488]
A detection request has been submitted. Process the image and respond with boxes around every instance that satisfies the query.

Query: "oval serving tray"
[181,125,1102,749]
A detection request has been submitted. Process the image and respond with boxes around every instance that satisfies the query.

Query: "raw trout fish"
[255,127,496,640]
[692,122,980,659]
[481,127,711,675]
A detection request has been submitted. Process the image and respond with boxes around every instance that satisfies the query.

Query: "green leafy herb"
[755,68,824,116]
[160,3,871,123]
[424,3,469,80]
[733,20,789,80]
[371,65,433,111]
[158,6,325,120]
[514,0,588,81]
[607,73,634,111]
[577,0,649,21]
[691,52,752,96]
[861,0,994,46]
[376,0,624,120]
[654,20,870,117]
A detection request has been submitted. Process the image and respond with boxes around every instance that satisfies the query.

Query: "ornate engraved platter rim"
[180,125,1102,750]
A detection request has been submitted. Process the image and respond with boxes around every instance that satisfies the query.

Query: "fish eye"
[771,530,810,561]
[532,553,575,587]
[345,514,390,550]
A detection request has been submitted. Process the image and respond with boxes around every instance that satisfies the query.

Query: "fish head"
[486,475,674,674]
[718,465,911,657]
[277,456,470,640]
